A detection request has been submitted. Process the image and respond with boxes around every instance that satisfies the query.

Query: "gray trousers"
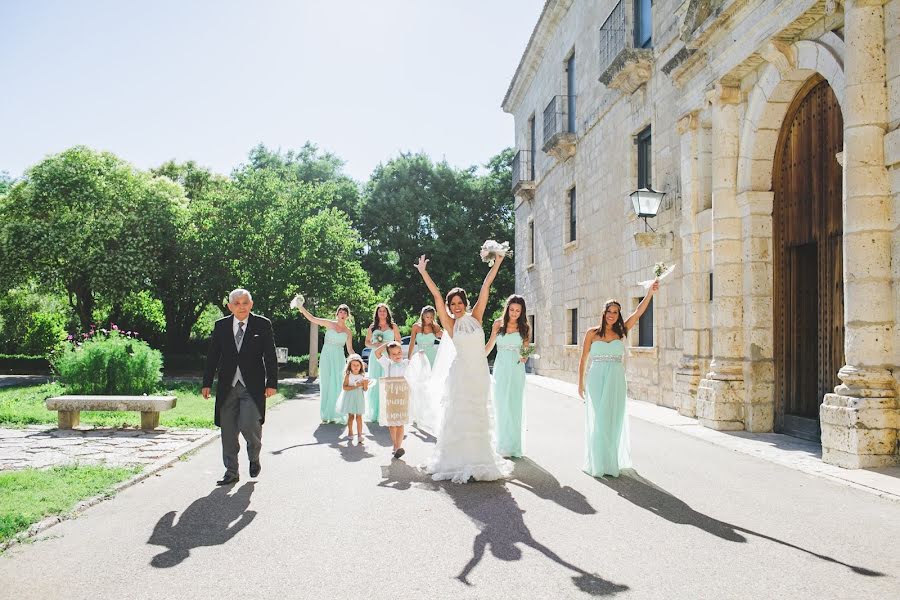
[221,383,262,476]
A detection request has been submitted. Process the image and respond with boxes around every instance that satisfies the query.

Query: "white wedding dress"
[421,314,514,483]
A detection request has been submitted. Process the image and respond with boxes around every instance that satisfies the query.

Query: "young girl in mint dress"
[364,303,401,422]
[337,354,369,445]
[577,281,657,477]
[409,306,443,365]
[485,295,530,458]
[296,302,355,426]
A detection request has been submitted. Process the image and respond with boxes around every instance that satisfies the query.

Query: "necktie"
[235,321,245,351]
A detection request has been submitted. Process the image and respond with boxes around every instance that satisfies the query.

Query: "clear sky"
[0,0,545,182]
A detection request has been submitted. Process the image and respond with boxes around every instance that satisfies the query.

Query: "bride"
[414,252,514,483]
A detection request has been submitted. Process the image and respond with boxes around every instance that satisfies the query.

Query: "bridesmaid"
[408,305,443,365]
[485,295,530,458]
[577,281,658,477]
[297,303,355,425]
[364,303,401,422]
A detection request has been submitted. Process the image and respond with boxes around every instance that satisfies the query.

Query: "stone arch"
[737,36,846,193]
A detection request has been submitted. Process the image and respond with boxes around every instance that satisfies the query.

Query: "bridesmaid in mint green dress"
[578,283,657,477]
[408,306,443,365]
[364,303,401,422]
[485,295,530,458]
[296,302,355,425]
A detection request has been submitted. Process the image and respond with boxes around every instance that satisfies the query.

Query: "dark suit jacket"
[202,313,278,426]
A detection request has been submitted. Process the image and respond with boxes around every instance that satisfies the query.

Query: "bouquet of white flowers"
[480,240,511,267]
[289,293,305,310]
[374,332,385,344]
[520,345,540,360]
[638,263,676,290]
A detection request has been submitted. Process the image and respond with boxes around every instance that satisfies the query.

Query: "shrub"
[191,304,223,341]
[115,291,166,348]
[52,330,162,394]
[22,311,67,355]
[285,354,309,373]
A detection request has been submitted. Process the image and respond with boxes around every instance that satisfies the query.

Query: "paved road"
[1,385,897,600]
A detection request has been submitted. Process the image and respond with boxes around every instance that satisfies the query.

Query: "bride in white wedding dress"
[414,253,514,483]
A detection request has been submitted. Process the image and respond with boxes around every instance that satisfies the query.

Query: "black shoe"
[249,461,261,478]
[216,473,239,486]
[394,448,405,459]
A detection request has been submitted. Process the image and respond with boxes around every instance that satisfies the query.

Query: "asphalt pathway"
[0,385,897,599]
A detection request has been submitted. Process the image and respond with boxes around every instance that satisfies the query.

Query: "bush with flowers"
[51,324,162,395]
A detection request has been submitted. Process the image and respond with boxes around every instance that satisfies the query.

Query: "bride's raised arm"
[471,253,504,322]
[415,255,454,332]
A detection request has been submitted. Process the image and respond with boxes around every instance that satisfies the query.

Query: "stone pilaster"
[697,84,746,431]
[821,0,900,468]
[674,111,708,418]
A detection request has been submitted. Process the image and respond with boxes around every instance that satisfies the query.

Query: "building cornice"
[501,0,574,114]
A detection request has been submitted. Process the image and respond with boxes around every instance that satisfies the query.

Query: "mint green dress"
[416,332,438,365]
[492,332,526,457]
[584,339,631,477]
[320,329,348,424]
[365,328,395,422]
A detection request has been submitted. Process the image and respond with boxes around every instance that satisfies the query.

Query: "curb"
[1,429,220,553]
[526,374,900,503]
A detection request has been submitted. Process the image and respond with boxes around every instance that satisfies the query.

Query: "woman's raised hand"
[414,255,429,273]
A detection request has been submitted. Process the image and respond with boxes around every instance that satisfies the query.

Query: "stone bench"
[45,396,177,430]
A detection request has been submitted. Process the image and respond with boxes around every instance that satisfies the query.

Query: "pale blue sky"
[1,0,544,182]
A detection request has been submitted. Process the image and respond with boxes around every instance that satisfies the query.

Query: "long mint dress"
[584,339,631,477]
[365,328,395,422]
[492,332,526,458]
[416,332,438,365]
[319,329,348,424]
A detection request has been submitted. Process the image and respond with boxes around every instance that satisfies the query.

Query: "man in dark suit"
[202,288,278,485]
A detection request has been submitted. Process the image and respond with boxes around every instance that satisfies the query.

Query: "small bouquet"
[638,263,676,290]
[520,345,540,360]
[374,332,385,344]
[480,239,511,267]
[289,293,305,310]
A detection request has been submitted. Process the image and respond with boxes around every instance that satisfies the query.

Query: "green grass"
[0,382,304,429]
[0,464,141,543]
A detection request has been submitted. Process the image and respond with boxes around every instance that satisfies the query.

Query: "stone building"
[502,0,899,468]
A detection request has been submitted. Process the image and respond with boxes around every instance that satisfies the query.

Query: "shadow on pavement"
[269,424,374,463]
[597,471,885,577]
[509,458,596,515]
[147,482,257,568]
[378,460,628,596]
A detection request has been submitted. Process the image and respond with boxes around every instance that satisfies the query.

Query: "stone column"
[821,0,900,468]
[696,84,746,430]
[674,111,709,418]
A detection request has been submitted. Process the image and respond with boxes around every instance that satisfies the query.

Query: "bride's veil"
[412,330,456,434]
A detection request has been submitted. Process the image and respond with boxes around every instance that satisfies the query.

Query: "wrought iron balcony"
[598,0,653,94]
[542,95,577,161]
[511,150,535,201]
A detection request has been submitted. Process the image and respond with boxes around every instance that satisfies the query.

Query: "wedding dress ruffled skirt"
[421,314,513,483]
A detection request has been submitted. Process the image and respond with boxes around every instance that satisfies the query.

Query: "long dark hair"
[499,294,530,341]
[598,299,627,339]
[417,306,440,333]
[444,287,469,316]
[370,303,394,330]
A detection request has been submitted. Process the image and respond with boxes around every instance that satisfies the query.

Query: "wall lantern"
[629,187,665,231]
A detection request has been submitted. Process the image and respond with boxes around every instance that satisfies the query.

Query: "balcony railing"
[599,0,626,75]
[511,150,535,200]
[598,0,653,94]
[542,96,577,160]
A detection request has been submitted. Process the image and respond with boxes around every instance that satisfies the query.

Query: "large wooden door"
[773,77,844,442]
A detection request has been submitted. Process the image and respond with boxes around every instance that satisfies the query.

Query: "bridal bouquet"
[289,293,305,309]
[374,332,385,344]
[480,240,511,267]
[638,263,676,290]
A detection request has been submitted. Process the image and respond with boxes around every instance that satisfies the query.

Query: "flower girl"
[337,354,369,445]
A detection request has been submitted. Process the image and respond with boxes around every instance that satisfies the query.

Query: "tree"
[0,147,180,328]
[358,150,516,325]
[0,171,13,196]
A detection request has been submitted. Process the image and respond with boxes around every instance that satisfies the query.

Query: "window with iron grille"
[637,126,652,188]
[637,297,654,347]
[569,308,578,345]
[598,1,626,74]
[529,219,535,265]
[566,52,576,133]
[528,115,536,179]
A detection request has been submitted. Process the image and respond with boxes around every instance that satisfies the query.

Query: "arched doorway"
[772,76,844,442]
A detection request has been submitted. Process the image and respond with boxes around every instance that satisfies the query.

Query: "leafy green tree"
[0,147,180,328]
[358,150,515,325]
[0,172,13,196]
